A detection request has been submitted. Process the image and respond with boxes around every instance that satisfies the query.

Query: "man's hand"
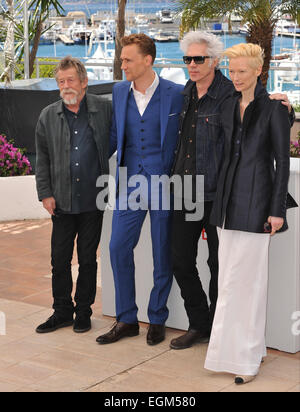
[269,93,292,113]
[42,197,56,216]
[268,216,284,236]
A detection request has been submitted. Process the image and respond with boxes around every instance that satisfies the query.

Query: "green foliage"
[290,131,300,158]
[293,104,300,113]
[13,58,59,80]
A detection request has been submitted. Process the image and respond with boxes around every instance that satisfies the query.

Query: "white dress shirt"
[130,72,159,116]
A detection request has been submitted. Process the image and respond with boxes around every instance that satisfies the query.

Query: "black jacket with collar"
[210,80,297,233]
[35,93,112,212]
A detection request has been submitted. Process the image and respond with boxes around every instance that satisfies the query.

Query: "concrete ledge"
[0,175,49,221]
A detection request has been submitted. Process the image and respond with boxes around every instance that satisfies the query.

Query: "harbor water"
[36,33,300,94]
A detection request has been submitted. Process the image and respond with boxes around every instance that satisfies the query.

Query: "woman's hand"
[267,216,284,236]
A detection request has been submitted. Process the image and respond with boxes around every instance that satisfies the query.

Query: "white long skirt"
[204,228,271,376]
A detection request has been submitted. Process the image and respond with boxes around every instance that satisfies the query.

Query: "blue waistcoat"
[123,86,164,177]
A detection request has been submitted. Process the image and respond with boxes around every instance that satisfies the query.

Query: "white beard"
[60,88,79,106]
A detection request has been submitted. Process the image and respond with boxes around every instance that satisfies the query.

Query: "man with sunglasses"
[169,31,294,350]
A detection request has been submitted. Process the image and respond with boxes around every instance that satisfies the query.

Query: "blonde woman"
[204,43,297,384]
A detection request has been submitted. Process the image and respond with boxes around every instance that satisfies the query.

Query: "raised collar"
[232,77,268,100]
[182,69,224,100]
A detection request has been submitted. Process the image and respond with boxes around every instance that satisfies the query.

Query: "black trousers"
[51,210,103,319]
[171,201,219,333]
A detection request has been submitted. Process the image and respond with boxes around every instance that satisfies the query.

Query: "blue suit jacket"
[110,77,184,177]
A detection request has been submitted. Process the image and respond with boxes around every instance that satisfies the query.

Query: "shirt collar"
[130,71,159,95]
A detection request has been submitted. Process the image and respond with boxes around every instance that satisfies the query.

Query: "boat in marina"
[40,30,58,45]
[156,9,174,24]
[154,31,178,42]
[85,42,114,81]
[272,49,300,105]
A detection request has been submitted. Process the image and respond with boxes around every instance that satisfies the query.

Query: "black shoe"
[170,329,210,350]
[36,314,74,334]
[147,324,165,346]
[96,322,139,344]
[73,316,91,333]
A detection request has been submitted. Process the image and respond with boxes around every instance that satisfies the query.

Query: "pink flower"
[0,134,32,176]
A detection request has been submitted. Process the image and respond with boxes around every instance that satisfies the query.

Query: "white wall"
[0,175,49,221]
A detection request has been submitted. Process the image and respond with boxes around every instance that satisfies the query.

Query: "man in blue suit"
[96,34,184,346]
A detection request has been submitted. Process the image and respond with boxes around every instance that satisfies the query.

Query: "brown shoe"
[147,324,165,346]
[96,322,139,344]
[170,329,209,350]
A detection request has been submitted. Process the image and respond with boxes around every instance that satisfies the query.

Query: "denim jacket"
[171,70,233,201]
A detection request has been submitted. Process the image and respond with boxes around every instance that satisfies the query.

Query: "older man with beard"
[35,56,111,334]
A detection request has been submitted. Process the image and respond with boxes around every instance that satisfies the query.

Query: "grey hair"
[180,31,224,62]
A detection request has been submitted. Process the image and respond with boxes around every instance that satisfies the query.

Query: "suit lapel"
[116,82,131,152]
[159,78,172,147]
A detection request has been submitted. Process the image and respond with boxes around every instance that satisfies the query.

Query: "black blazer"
[210,80,297,234]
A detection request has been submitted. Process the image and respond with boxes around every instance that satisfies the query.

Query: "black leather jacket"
[171,70,233,201]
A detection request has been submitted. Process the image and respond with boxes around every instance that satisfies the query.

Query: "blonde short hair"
[223,43,264,69]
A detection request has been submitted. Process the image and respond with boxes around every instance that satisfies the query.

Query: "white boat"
[272,50,300,105]
[40,30,58,45]
[85,42,114,81]
[157,9,174,24]
[68,22,93,45]
[154,31,178,42]
[238,23,249,35]
[135,14,148,25]
[276,19,300,35]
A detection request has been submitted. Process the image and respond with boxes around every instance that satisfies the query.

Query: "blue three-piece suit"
[109,77,184,325]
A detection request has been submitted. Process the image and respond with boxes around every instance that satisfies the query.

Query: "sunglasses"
[183,56,212,65]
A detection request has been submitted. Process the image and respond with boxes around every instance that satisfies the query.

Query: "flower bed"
[0,135,32,176]
[290,131,300,158]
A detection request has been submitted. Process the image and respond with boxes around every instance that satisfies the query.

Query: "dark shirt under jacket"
[173,84,198,178]
[173,84,198,202]
[63,96,102,214]
[172,70,234,203]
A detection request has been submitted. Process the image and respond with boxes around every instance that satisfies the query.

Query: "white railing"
[33,55,300,77]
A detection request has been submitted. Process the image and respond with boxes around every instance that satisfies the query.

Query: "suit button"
[141,129,145,132]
